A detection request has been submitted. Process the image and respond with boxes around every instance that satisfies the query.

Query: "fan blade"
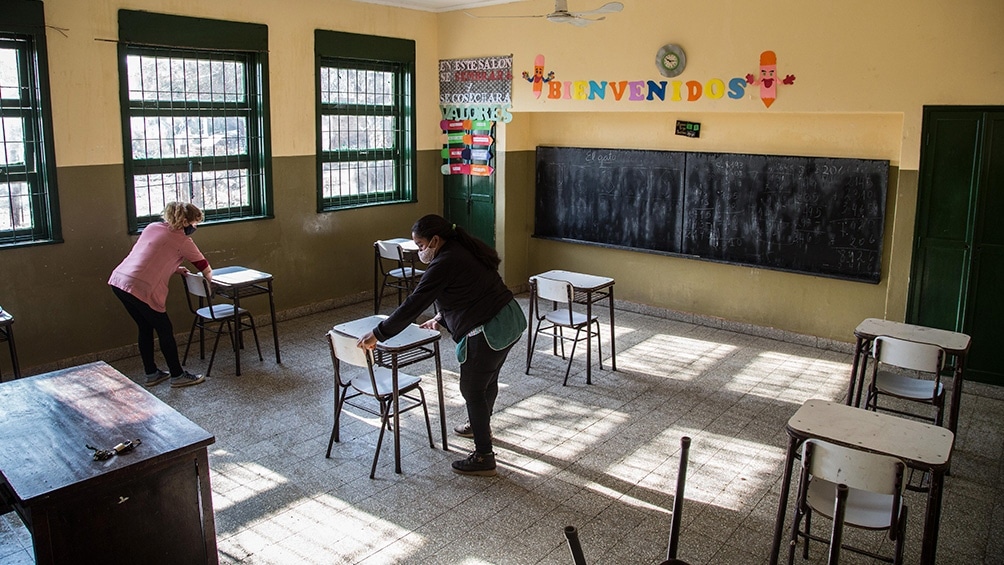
[573,2,624,16]
[546,13,603,25]
[464,11,545,19]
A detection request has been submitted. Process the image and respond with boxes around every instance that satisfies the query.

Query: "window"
[1,1,61,247]
[315,31,416,211]
[118,11,272,232]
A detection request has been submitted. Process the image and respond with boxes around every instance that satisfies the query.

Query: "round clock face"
[656,44,687,78]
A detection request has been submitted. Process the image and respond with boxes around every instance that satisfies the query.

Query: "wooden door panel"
[921,113,981,240]
[965,112,1004,383]
[966,245,1004,382]
[911,244,969,332]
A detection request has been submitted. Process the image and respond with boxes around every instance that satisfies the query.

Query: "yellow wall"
[442,0,1004,341]
[3,0,1002,370]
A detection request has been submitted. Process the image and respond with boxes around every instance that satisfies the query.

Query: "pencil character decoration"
[745,50,795,108]
[522,54,555,99]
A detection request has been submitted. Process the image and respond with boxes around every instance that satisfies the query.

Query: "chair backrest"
[327,329,371,369]
[182,271,211,299]
[375,240,405,263]
[872,335,945,374]
[802,439,905,497]
[536,276,574,305]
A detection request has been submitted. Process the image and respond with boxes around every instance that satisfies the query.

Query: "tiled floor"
[2,296,1003,564]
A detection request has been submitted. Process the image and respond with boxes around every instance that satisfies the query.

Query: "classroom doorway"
[442,125,496,247]
[907,106,1004,386]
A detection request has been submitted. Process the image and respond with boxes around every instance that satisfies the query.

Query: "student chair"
[324,329,434,479]
[373,240,424,314]
[865,335,946,427]
[526,276,602,386]
[180,271,262,378]
[787,439,909,565]
[564,436,693,565]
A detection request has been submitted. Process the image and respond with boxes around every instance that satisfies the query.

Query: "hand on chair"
[357,332,378,350]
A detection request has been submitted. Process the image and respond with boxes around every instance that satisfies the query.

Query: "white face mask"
[418,246,436,264]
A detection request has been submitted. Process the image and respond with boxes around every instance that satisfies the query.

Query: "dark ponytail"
[412,214,501,271]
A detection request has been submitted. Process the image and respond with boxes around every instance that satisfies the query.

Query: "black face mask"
[184,225,197,236]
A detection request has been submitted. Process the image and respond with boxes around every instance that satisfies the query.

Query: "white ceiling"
[351,0,528,13]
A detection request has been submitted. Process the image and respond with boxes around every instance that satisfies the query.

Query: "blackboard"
[534,146,888,283]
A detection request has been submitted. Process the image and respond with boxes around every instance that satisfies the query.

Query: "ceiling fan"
[465,0,624,27]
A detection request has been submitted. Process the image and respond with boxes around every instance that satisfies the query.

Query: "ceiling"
[352,0,527,13]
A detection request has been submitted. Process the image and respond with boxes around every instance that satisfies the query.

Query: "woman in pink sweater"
[108,202,212,388]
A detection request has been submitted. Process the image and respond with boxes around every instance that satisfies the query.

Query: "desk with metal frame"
[373,238,422,314]
[0,306,20,381]
[333,315,448,474]
[212,266,280,376]
[768,399,954,565]
[0,361,218,564]
[528,270,616,384]
[847,318,971,434]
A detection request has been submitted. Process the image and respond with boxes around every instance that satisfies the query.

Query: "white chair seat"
[351,366,422,397]
[544,310,592,327]
[388,267,423,279]
[807,478,898,530]
[874,370,942,401]
[196,304,246,320]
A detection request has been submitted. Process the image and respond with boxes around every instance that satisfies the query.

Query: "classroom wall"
[1,0,448,371]
[3,0,1002,372]
[442,0,1004,341]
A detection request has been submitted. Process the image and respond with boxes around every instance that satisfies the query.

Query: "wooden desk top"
[787,399,954,469]
[532,270,615,291]
[854,318,971,355]
[333,315,441,352]
[0,362,214,503]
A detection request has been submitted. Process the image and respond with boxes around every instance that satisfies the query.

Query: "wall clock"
[656,44,686,78]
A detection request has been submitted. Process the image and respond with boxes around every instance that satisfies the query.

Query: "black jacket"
[374,239,513,343]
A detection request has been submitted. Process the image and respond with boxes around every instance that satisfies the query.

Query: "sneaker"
[451,451,497,477]
[144,370,170,387]
[454,421,474,438]
[170,370,205,388]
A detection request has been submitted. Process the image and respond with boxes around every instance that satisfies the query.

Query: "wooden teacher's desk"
[0,362,218,564]
[768,399,954,565]
[847,318,971,434]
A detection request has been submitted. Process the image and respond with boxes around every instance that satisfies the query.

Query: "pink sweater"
[108,222,207,312]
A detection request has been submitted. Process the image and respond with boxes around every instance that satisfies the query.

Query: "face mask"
[184,225,197,236]
[418,246,436,264]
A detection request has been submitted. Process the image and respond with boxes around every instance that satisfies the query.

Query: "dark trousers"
[112,286,184,377]
[460,332,516,455]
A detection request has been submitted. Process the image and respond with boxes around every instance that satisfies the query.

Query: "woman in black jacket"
[358,215,526,476]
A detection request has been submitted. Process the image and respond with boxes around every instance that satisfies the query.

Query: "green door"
[908,107,1004,385]
[442,124,496,247]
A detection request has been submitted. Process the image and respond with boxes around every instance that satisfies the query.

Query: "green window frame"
[1,0,61,247]
[118,10,272,233]
[315,30,416,212]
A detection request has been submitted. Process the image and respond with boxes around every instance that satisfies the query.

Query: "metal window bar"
[125,47,264,227]
[319,58,411,209]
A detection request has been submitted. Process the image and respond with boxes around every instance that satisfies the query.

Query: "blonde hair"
[162,202,204,231]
